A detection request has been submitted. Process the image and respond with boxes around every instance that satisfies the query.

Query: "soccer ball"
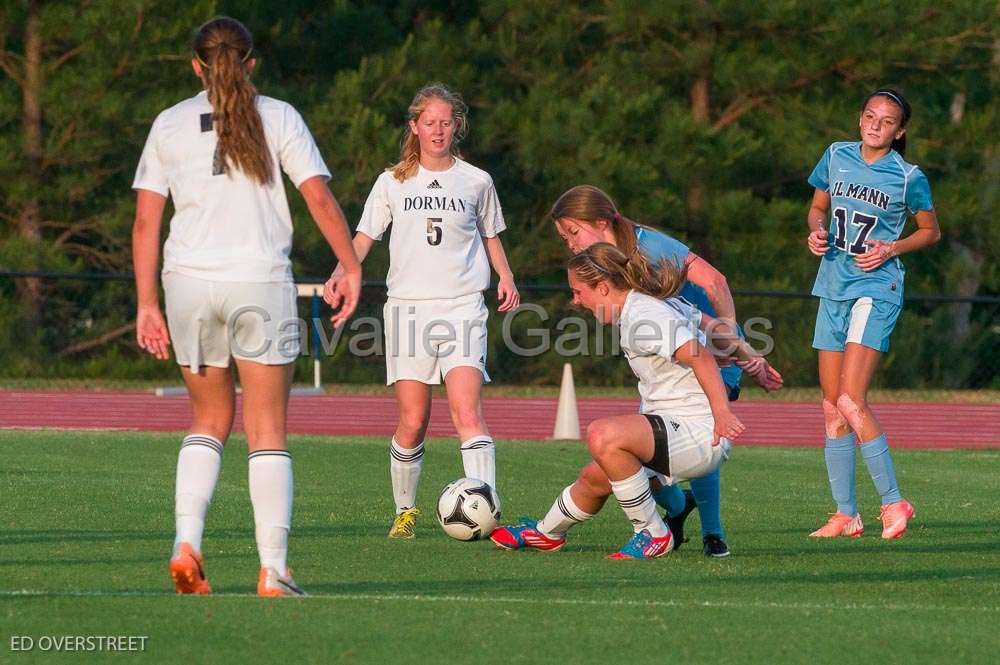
[436,478,501,541]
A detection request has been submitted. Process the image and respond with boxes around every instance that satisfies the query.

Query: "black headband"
[871,90,910,123]
[874,90,904,108]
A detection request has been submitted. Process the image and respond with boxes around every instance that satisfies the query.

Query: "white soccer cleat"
[257,567,306,597]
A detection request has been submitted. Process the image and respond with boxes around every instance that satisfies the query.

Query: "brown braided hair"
[193,16,273,185]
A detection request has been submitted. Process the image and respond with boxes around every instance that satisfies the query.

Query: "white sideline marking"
[1,590,996,613]
[0,426,139,432]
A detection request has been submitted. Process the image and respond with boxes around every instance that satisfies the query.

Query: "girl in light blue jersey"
[551,185,782,557]
[805,88,940,540]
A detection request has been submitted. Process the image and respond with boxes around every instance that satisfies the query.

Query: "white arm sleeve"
[132,114,169,196]
[356,174,393,241]
[279,105,331,188]
[476,180,506,237]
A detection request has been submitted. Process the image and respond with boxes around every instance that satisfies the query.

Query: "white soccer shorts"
[642,414,731,485]
[382,292,490,385]
[163,271,300,370]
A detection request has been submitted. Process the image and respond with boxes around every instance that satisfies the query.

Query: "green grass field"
[3,431,998,664]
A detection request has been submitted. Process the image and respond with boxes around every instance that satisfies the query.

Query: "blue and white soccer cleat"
[490,518,565,552]
[607,529,673,560]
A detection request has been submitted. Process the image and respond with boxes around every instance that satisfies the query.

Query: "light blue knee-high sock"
[690,468,723,538]
[824,432,857,516]
[860,433,902,505]
[651,483,687,517]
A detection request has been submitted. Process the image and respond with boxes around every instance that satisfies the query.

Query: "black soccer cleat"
[703,534,731,558]
[665,489,698,552]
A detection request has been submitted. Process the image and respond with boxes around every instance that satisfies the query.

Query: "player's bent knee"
[577,462,611,496]
[396,415,429,442]
[835,393,867,434]
[585,421,615,459]
[449,407,484,434]
[822,399,848,438]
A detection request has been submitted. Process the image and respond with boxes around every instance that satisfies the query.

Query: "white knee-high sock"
[609,469,668,537]
[174,434,224,555]
[460,435,496,490]
[537,486,594,538]
[248,449,292,575]
[390,438,424,513]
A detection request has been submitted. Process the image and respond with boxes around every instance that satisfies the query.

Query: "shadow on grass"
[0,558,162,568]
[300,561,1000,598]
[0,527,286,546]
[747,541,1000,557]
[752,519,1000,537]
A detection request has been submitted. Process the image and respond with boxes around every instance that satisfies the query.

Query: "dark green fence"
[2,271,996,390]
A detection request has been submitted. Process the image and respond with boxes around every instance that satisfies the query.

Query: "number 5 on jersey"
[426,217,443,246]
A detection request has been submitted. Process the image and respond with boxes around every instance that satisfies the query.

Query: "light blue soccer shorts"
[812,297,901,353]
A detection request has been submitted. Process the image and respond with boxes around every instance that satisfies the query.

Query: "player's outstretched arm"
[132,189,171,361]
[685,253,737,339]
[698,313,783,392]
[675,340,746,445]
[299,176,362,326]
[806,188,832,257]
[484,235,520,312]
[324,232,375,308]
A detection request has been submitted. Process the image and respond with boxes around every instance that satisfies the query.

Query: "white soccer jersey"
[132,91,330,283]
[356,159,506,300]
[619,291,713,420]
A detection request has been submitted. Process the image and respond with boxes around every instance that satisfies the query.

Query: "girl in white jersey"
[324,84,519,538]
[132,17,361,596]
[491,243,749,559]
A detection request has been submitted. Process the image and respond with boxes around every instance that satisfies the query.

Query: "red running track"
[0,390,997,449]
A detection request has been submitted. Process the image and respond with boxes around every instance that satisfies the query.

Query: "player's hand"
[713,353,734,368]
[736,357,784,392]
[807,228,830,256]
[323,266,345,306]
[855,240,897,272]
[496,276,520,312]
[328,269,361,328]
[712,408,745,446]
[136,305,171,360]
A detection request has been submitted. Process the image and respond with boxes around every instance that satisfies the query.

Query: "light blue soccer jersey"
[808,141,934,306]
[634,226,742,387]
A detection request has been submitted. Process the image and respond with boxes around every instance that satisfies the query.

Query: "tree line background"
[1,1,997,389]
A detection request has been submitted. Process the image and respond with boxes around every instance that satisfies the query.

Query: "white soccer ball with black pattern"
[436,478,501,541]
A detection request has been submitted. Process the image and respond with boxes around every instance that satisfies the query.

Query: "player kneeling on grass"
[491,243,769,559]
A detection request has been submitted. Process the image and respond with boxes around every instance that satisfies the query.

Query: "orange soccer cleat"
[809,512,865,538]
[879,499,915,539]
[169,542,212,594]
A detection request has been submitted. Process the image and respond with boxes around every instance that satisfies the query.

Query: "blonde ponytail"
[568,243,686,300]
